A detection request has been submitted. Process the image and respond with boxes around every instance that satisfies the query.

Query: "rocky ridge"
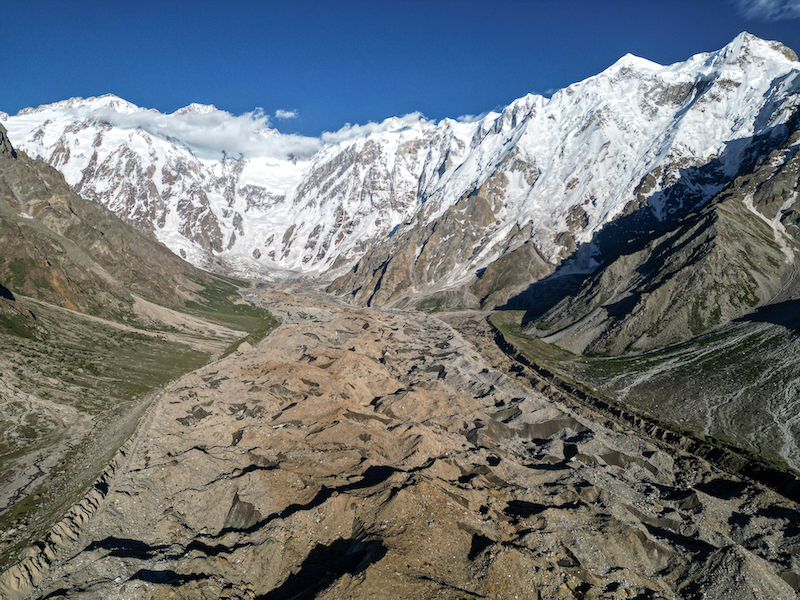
[528,118,800,355]
[0,123,216,320]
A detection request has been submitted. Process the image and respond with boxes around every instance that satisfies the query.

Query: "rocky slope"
[4,34,799,300]
[0,126,265,573]
[1,288,798,599]
[527,116,800,355]
[563,307,800,473]
[0,123,220,320]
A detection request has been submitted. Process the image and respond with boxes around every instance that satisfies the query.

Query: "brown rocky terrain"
[0,123,218,320]
[2,287,798,599]
[0,125,276,574]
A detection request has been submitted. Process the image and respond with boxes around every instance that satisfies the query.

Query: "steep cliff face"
[328,33,800,308]
[528,119,800,355]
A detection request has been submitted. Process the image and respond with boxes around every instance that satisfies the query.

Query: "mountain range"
[4,34,797,316]
[3,32,800,600]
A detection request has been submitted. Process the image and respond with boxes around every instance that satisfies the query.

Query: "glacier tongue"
[2,33,799,288]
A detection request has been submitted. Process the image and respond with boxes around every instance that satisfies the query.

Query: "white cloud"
[66,105,322,161]
[274,109,298,120]
[56,102,435,159]
[320,112,426,145]
[456,112,489,123]
[734,0,800,20]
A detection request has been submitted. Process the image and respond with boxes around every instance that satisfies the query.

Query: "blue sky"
[3,0,800,137]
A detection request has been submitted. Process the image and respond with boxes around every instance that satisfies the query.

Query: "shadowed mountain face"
[520,117,800,355]
[487,117,800,470]
[0,123,212,320]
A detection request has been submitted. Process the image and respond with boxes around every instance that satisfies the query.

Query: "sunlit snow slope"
[3,33,799,290]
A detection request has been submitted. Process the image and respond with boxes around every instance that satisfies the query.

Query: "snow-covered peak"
[8,95,322,162]
[590,33,798,91]
[604,53,662,75]
[506,93,547,115]
[717,31,798,65]
[16,94,141,117]
[667,31,798,82]
[172,103,219,115]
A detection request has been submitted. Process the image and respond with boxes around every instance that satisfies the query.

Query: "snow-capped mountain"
[329,32,800,306]
[3,95,315,277]
[3,33,799,291]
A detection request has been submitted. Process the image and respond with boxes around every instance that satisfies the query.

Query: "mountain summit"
[4,34,798,291]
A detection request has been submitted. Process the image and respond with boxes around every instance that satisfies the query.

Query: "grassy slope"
[489,310,800,474]
[0,278,279,567]
[179,275,279,356]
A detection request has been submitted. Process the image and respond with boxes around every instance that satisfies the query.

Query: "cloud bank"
[456,112,489,123]
[320,112,426,145]
[55,101,438,161]
[65,105,322,161]
[734,0,800,21]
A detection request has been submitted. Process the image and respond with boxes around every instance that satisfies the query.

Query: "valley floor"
[0,295,247,567]
[2,286,799,599]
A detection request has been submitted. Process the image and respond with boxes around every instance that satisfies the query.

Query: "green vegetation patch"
[0,305,210,417]
[490,311,576,365]
[5,258,36,290]
[218,310,281,359]
[181,276,279,350]
[0,312,40,340]
[417,297,445,313]
[0,493,43,561]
